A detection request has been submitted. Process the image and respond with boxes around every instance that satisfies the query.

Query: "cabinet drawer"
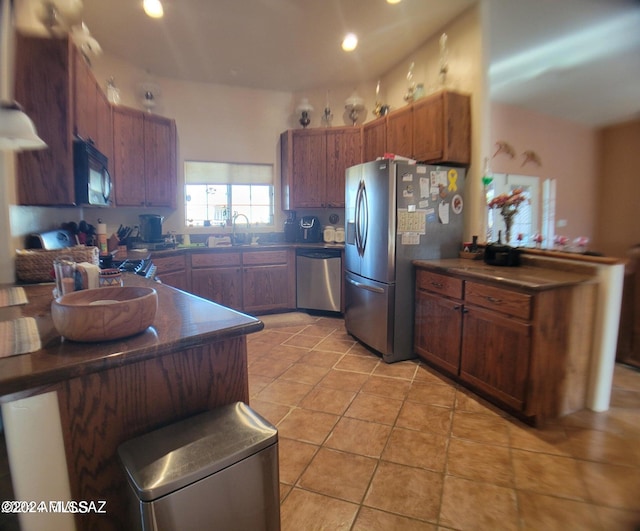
[191,252,241,268]
[242,250,289,266]
[153,254,186,273]
[416,269,463,299]
[465,282,532,320]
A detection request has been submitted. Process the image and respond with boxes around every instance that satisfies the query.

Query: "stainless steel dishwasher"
[296,248,342,312]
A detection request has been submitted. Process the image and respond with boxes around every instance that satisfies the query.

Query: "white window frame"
[184,161,275,228]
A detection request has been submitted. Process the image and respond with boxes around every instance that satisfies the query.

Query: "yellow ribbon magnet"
[448,169,458,192]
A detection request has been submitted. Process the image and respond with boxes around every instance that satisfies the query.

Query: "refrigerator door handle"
[346,277,385,294]
[354,181,362,255]
[360,181,369,256]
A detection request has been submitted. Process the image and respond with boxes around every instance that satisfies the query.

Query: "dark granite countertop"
[0,275,263,400]
[413,258,596,290]
[133,242,345,258]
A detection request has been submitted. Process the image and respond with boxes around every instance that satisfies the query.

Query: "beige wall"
[595,118,640,258]
[378,4,487,242]
[490,101,599,247]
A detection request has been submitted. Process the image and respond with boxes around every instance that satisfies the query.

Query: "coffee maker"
[139,214,164,242]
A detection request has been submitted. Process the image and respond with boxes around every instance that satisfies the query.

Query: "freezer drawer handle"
[346,277,385,294]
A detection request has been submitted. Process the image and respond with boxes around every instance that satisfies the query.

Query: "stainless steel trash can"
[118,402,280,531]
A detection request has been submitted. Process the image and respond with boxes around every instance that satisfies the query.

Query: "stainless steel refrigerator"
[345,160,466,363]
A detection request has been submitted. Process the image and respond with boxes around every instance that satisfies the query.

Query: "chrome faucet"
[232,213,251,244]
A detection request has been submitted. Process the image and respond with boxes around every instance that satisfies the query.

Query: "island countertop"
[0,274,263,400]
[413,258,596,290]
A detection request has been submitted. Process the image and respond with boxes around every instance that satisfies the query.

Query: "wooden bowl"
[51,287,158,342]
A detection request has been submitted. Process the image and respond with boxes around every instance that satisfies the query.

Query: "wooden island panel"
[0,275,262,531]
[57,337,248,531]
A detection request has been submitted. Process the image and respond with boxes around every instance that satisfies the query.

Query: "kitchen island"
[0,275,263,531]
[413,253,624,426]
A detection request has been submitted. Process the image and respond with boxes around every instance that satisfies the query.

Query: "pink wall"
[490,101,598,247]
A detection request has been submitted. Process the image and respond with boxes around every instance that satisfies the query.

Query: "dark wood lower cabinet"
[414,265,596,425]
[189,249,296,314]
[57,336,249,531]
[414,289,462,376]
[191,267,243,311]
[243,264,292,314]
[460,306,532,411]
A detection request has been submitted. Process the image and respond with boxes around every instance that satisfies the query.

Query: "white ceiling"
[78,0,640,128]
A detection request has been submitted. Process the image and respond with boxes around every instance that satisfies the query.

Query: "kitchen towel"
[0,317,41,358]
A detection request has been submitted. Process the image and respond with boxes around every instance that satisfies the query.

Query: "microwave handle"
[102,168,112,203]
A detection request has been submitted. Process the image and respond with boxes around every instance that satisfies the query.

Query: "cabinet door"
[243,264,292,314]
[460,306,532,411]
[386,106,412,158]
[191,268,243,310]
[14,35,75,205]
[95,88,113,167]
[154,255,189,291]
[326,128,361,207]
[157,270,190,292]
[413,91,470,165]
[113,107,146,206]
[414,289,462,375]
[362,117,386,162]
[73,49,98,144]
[144,114,177,208]
[290,129,326,208]
[412,92,443,162]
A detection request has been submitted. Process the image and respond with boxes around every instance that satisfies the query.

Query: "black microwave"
[74,138,112,206]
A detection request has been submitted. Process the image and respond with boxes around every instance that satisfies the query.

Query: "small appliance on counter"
[139,214,164,243]
[284,211,298,242]
[298,216,322,243]
[484,242,521,266]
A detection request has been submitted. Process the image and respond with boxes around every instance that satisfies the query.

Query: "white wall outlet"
[557,219,568,228]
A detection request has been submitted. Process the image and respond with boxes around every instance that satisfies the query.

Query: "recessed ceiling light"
[342,33,358,52]
[387,0,402,4]
[143,0,164,18]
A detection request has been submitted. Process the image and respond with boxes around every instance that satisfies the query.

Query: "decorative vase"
[504,215,513,246]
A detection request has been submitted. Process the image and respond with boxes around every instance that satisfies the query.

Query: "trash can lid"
[117,402,278,501]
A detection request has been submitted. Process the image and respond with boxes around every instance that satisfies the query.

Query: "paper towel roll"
[77,262,100,289]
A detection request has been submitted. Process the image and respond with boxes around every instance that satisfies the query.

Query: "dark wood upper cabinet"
[14,35,75,206]
[14,34,174,208]
[413,90,471,165]
[386,105,413,159]
[281,126,361,210]
[362,116,387,162]
[112,107,176,208]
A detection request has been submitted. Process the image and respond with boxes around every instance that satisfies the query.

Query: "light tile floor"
[247,312,640,531]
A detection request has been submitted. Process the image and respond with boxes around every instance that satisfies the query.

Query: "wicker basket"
[16,246,100,283]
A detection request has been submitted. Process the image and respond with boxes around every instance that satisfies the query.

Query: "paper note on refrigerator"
[438,201,450,224]
[397,209,426,234]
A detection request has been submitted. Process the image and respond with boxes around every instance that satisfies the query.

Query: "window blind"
[185,161,273,185]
